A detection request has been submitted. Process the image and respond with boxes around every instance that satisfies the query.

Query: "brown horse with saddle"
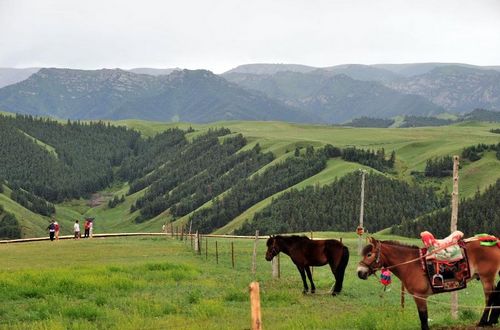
[357,234,500,330]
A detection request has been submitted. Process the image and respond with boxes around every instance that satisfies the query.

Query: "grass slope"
[0,184,88,238]
[0,235,488,329]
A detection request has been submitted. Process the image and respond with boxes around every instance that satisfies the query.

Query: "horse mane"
[274,235,311,241]
[381,240,420,249]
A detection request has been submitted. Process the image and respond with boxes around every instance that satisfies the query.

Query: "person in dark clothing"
[47,220,56,241]
[84,219,90,238]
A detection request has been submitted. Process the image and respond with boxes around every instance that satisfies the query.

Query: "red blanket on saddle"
[420,231,464,262]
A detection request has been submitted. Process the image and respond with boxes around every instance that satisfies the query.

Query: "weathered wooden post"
[231,241,235,269]
[194,231,199,253]
[358,169,367,255]
[249,281,262,330]
[215,241,219,265]
[252,230,259,276]
[181,226,184,241]
[272,254,280,278]
[205,237,208,260]
[451,155,459,319]
[170,223,173,238]
[198,232,201,255]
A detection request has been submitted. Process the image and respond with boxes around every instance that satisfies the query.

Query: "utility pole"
[358,170,367,255]
[451,155,459,319]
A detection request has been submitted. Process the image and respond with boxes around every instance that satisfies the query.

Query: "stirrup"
[432,274,444,288]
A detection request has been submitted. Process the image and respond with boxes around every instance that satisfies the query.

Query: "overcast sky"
[1,0,499,73]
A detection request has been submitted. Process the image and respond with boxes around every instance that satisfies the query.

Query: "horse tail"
[332,245,349,294]
[340,245,350,275]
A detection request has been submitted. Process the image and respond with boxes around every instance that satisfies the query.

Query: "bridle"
[267,238,280,259]
[358,242,383,275]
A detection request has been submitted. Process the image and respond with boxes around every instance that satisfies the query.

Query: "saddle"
[420,231,471,293]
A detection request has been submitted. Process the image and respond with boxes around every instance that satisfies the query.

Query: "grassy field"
[0,234,490,329]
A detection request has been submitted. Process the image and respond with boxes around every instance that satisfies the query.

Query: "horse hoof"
[331,292,339,297]
[302,290,308,294]
[311,289,315,294]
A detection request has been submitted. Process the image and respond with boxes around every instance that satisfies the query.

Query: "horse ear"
[368,236,376,245]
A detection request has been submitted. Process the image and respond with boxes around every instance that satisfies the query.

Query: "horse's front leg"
[305,266,315,293]
[296,265,308,294]
[413,295,429,330]
[478,276,495,326]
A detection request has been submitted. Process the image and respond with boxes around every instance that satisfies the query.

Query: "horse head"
[357,237,382,279]
[265,235,280,261]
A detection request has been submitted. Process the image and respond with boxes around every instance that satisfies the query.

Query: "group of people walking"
[47,217,94,240]
[73,218,94,239]
[47,219,60,241]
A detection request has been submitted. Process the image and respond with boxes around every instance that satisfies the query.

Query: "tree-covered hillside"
[392,179,500,237]
[0,115,499,239]
[0,203,21,239]
[236,172,446,235]
[0,114,140,202]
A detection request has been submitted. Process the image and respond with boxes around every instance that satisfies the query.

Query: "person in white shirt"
[73,220,80,239]
[89,220,93,238]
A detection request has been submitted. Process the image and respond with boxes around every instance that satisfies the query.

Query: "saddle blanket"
[420,247,471,294]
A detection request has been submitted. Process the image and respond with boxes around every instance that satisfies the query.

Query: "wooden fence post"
[252,230,259,276]
[194,231,199,253]
[358,169,367,255]
[170,223,173,238]
[249,282,262,330]
[205,237,208,260]
[450,155,460,319]
[272,255,280,278]
[231,242,235,269]
[197,232,201,255]
[215,241,219,265]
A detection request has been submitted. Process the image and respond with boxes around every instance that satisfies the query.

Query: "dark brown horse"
[357,237,500,330]
[265,235,349,295]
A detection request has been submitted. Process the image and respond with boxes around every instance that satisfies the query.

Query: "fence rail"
[0,232,275,244]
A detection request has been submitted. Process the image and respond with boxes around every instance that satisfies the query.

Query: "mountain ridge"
[0,68,314,123]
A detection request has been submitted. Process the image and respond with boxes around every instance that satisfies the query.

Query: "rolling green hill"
[1,115,499,239]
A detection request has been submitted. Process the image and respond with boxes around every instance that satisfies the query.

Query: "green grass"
[0,235,490,329]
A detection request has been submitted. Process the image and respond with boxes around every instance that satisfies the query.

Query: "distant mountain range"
[0,62,499,123]
[222,70,442,122]
[0,68,313,122]
[386,66,500,113]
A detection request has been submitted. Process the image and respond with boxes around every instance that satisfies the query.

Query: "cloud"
[1,0,499,73]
